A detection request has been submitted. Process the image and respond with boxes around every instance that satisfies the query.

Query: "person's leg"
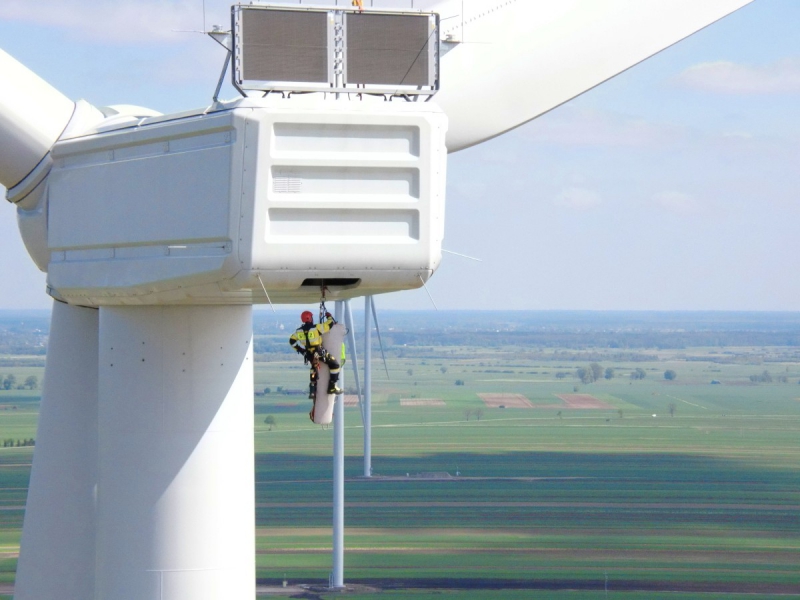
[323,352,342,393]
[308,365,319,421]
[309,365,318,399]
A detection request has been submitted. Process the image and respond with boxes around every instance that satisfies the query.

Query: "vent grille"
[239,9,329,84]
[273,173,303,194]
[233,6,438,95]
[345,13,432,87]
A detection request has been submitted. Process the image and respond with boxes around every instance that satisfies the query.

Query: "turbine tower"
[0,1,752,598]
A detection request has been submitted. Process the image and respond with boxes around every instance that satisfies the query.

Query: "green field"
[1,340,799,597]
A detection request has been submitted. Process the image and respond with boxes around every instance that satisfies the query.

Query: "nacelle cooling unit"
[232,4,440,96]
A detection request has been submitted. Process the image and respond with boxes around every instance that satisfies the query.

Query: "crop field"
[0,311,799,598]
[246,331,800,598]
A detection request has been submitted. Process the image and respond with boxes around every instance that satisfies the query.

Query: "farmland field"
[1,310,800,598]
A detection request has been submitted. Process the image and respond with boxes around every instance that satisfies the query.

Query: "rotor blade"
[344,300,366,425]
[370,297,390,380]
[429,0,755,152]
[0,49,75,189]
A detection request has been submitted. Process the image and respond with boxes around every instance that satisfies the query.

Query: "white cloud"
[653,191,699,216]
[675,58,800,95]
[0,0,230,44]
[519,107,685,148]
[554,187,602,211]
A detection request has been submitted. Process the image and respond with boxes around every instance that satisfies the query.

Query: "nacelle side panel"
[45,101,448,306]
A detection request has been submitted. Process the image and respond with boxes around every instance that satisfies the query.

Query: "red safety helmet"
[301,311,314,324]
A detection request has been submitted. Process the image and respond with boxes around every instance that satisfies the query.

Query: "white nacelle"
[43,97,447,306]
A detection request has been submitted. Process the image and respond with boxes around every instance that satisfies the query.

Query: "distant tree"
[264,415,277,431]
[605,368,615,380]
[590,363,603,382]
[263,387,271,394]
[630,368,646,381]
[555,371,569,380]
[576,367,594,384]
[440,366,448,374]
[407,369,414,376]
[557,411,562,420]
[751,371,773,384]
[777,375,788,384]
[3,375,16,390]
[24,376,38,390]
[573,386,579,393]
[463,409,472,421]
[664,370,677,381]
[473,409,484,421]
[455,379,465,386]
[617,409,623,419]
[668,402,677,417]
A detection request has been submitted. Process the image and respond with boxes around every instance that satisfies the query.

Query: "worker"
[289,310,343,400]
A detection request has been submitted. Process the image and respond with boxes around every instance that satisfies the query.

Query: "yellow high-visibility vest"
[289,317,335,351]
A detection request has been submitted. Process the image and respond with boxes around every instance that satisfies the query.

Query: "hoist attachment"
[318,285,332,324]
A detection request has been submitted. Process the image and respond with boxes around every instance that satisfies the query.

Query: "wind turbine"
[0,1,753,598]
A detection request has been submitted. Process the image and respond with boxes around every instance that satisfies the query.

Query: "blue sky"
[1,0,798,311]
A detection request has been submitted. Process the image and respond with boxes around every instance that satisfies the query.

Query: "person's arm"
[318,313,335,334]
[289,331,305,354]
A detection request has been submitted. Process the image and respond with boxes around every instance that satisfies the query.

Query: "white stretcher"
[312,322,346,425]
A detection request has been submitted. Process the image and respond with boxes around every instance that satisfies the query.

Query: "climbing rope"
[318,284,329,323]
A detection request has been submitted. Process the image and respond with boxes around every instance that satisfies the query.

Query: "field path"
[666,394,709,410]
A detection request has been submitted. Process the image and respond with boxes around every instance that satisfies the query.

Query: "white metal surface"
[95,306,255,600]
[363,296,373,478]
[43,98,447,306]
[0,49,74,189]
[431,0,754,151]
[14,302,99,600]
[15,100,106,272]
[314,322,346,425]
[343,301,363,423]
[332,301,345,589]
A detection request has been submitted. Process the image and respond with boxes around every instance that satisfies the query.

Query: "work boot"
[327,383,343,395]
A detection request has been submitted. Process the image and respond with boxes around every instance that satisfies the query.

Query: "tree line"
[2,438,35,447]
[0,375,38,390]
